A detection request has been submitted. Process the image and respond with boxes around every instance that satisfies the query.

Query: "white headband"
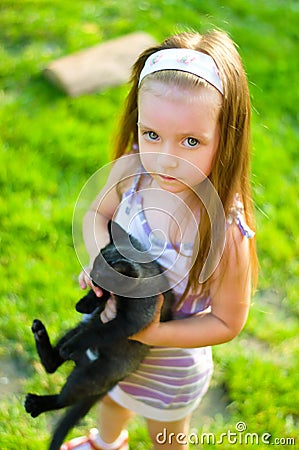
[139,48,223,94]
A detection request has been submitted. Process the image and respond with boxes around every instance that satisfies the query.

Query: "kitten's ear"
[108,220,128,245]
[112,260,139,278]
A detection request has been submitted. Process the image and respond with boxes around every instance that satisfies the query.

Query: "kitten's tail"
[49,394,101,450]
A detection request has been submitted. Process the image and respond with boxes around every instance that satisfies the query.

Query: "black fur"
[25,221,173,450]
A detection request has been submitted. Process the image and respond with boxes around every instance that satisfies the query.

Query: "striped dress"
[109,170,253,421]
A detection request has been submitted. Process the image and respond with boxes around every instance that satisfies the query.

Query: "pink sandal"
[60,428,129,450]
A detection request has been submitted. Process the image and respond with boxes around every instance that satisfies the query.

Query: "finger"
[92,285,103,298]
[85,275,94,289]
[100,307,116,322]
[107,297,117,314]
[100,310,109,323]
[78,270,88,289]
[104,308,116,321]
[156,294,164,311]
[100,297,117,323]
[157,293,164,304]
[154,294,164,321]
[78,266,104,298]
[104,299,117,320]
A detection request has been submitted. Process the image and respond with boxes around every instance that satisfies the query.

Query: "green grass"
[1,0,298,448]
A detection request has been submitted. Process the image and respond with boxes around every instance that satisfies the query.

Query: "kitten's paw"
[24,393,44,418]
[31,319,47,341]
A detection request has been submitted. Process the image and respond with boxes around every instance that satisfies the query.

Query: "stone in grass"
[43,32,157,97]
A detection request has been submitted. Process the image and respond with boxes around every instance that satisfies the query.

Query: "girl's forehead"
[138,79,222,112]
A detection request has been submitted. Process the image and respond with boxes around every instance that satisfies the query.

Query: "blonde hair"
[112,30,258,305]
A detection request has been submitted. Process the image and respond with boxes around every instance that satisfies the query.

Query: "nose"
[157,151,178,171]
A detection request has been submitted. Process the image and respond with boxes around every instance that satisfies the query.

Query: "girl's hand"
[100,296,117,323]
[129,294,164,345]
[78,267,116,323]
[78,267,103,298]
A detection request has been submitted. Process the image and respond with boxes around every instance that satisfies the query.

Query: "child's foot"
[60,428,129,450]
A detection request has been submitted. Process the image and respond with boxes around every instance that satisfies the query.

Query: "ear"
[111,259,139,278]
[108,220,129,245]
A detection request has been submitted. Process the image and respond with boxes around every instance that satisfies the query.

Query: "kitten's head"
[90,221,167,297]
[91,257,140,284]
[90,221,145,293]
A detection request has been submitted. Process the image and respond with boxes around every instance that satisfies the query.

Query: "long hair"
[112,30,258,305]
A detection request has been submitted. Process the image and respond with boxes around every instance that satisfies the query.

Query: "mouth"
[159,174,177,182]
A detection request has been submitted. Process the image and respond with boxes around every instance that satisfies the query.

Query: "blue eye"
[146,131,159,141]
[184,137,199,148]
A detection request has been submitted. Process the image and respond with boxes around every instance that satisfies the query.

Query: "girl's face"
[138,80,222,195]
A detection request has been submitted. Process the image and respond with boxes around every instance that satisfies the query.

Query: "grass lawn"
[0,0,298,448]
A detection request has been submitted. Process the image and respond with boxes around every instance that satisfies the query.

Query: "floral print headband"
[138,48,223,94]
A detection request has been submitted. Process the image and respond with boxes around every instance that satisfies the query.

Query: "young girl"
[62,29,258,450]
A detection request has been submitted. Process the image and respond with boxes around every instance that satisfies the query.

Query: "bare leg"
[146,415,192,450]
[98,395,134,443]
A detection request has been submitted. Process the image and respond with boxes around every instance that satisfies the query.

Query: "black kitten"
[25,221,173,450]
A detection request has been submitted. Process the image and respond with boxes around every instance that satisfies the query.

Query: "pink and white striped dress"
[109,169,254,421]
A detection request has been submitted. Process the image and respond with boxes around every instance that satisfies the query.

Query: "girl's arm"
[131,225,252,348]
[78,194,117,295]
[78,158,127,292]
